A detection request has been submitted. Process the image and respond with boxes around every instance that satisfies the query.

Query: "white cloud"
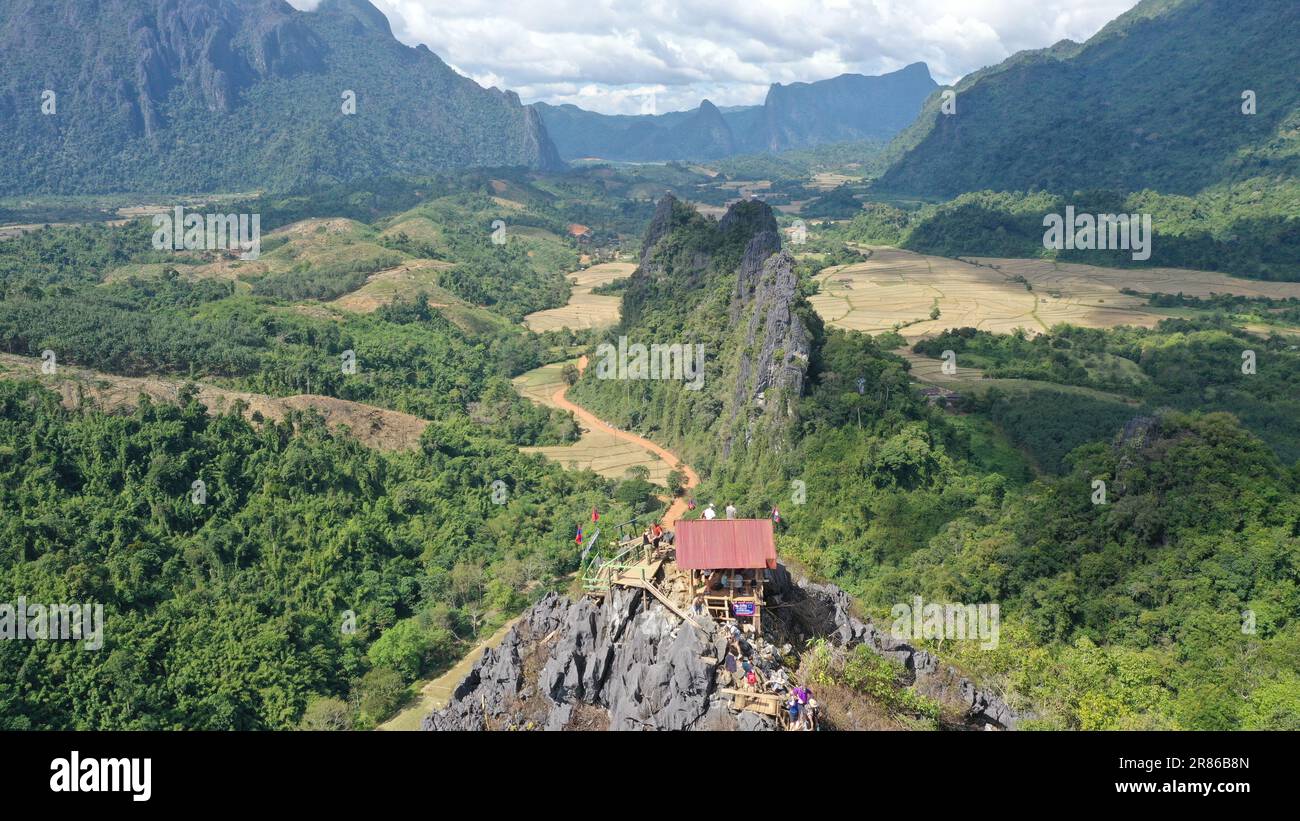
[286,0,1140,114]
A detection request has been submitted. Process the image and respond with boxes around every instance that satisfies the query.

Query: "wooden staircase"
[583,540,702,629]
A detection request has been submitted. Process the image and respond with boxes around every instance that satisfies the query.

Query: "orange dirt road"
[550,355,700,526]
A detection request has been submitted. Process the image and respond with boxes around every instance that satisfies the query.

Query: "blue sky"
[288,0,1140,114]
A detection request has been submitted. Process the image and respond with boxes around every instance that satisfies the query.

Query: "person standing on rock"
[703,503,716,520]
[805,697,819,731]
[725,502,737,520]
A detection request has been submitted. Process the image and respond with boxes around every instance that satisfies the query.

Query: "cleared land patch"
[894,346,1137,404]
[102,217,402,287]
[811,247,1300,341]
[522,261,635,332]
[330,259,455,314]
[0,353,428,451]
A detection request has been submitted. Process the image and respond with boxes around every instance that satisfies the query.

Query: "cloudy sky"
[288,0,1139,114]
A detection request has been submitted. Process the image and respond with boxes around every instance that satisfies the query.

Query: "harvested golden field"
[811,247,1300,341]
[511,361,673,485]
[963,256,1300,300]
[522,261,635,332]
[0,353,428,451]
[809,172,860,190]
[330,259,455,313]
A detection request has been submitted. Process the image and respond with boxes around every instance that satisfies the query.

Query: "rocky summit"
[423,567,1018,732]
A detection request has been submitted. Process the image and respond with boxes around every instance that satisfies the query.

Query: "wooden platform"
[609,558,703,627]
[613,557,663,588]
[721,688,784,717]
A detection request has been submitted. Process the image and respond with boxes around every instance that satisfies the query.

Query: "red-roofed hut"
[675,518,777,630]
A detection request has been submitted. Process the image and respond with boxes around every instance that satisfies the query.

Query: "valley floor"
[810,247,1300,341]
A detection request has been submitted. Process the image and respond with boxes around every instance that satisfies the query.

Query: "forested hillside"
[874,0,1300,198]
[0,172,678,730]
[0,0,562,195]
[572,197,1300,729]
[835,187,1300,281]
[0,379,613,729]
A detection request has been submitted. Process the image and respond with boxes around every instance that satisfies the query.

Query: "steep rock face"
[425,570,1021,731]
[606,196,812,459]
[535,64,937,161]
[0,0,563,194]
[775,575,1023,729]
[122,0,324,134]
[719,201,811,454]
[757,62,939,152]
[423,589,733,731]
[731,247,809,421]
[666,99,735,159]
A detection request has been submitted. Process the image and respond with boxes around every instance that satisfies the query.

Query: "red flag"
[591,506,600,523]
[575,525,584,544]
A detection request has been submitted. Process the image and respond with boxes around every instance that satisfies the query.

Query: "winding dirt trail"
[377,616,522,731]
[549,355,700,527]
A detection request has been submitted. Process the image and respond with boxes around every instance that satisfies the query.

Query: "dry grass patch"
[102,216,400,287]
[808,247,1287,342]
[0,353,428,451]
[330,259,455,314]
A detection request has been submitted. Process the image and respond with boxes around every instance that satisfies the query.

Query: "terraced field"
[522,261,635,332]
[811,247,1300,341]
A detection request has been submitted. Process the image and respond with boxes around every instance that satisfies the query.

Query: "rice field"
[522,261,635,332]
[810,247,1300,341]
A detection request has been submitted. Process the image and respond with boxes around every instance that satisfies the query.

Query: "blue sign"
[732,601,756,617]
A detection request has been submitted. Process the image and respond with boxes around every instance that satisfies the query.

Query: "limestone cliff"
[423,569,1019,732]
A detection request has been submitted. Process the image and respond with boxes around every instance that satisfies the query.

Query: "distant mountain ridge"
[874,0,1300,197]
[0,0,562,195]
[535,63,938,162]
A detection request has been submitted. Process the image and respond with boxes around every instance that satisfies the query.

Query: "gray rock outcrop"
[424,566,1022,731]
[424,588,729,732]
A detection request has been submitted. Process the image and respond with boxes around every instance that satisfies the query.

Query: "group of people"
[784,684,818,731]
[698,501,739,520]
[691,500,781,524]
[719,622,818,731]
